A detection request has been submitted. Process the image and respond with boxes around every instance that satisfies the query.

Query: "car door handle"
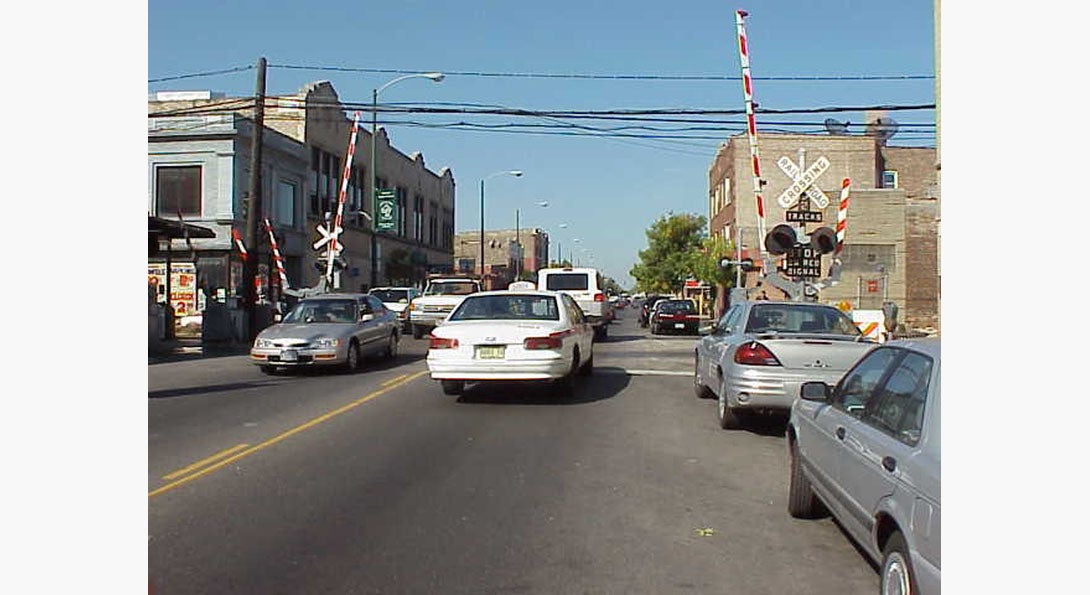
[835,427,846,440]
[882,456,897,473]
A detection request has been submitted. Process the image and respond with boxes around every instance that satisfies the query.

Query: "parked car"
[649,299,700,335]
[426,289,594,396]
[368,286,420,332]
[408,276,482,339]
[638,295,669,327]
[250,293,400,374]
[787,338,940,595]
[537,267,610,340]
[693,300,876,429]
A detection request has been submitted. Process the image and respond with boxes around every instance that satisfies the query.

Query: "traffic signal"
[764,224,797,255]
[809,226,838,254]
[313,254,348,272]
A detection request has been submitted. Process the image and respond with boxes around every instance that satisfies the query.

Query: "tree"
[629,212,707,294]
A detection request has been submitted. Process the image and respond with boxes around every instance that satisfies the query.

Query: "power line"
[266,63,934,82]
[148,65,254,83]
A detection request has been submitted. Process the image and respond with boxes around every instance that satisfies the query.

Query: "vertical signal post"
[325,112,362,283]
[835,178,850,256]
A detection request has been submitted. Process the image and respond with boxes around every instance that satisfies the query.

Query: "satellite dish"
[866,116,899,144]
[824,118,849,135]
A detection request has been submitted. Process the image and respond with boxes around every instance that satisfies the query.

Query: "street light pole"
[369,72,443,289]
[478,170,523,284]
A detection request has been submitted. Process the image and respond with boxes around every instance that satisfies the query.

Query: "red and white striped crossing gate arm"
[735,9,768,265]
[835,178,850,257]
[326,111,362,281]
[231,228,249,261]
[264,218,290,290]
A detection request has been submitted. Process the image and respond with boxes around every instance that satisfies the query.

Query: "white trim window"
[881,170,899,189]
[156,165,202,217]
[275,180,297,227]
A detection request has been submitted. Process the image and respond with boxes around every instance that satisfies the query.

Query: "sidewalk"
[148,337,251,364]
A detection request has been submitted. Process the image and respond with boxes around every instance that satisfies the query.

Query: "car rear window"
[544,273,589,291]
[425,282,478,295]
[450,294,560,321]
[658,301,696,314]
[745,304,861,336]
[370,289,408,302]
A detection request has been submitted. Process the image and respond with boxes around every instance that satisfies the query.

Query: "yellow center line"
[149,369,429,499]
[381,373,410,387]
[161,443,250,480]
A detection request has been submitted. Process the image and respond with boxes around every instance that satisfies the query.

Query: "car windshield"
[371,289,409,303]
[544,273,589,291]
[449,294,560,321]
[745,303,862,336]
[658,300,695,314]
[282,299,357,324]
[425,282,478,296]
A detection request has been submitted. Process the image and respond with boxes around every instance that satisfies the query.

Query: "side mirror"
[800,381,831,402]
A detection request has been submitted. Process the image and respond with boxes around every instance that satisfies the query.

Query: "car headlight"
[314,337,340,349]
[254,338,273,348]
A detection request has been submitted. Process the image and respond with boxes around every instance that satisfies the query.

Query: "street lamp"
[370,72,444,288]
[479,170,523,281]
[515,200,549,279]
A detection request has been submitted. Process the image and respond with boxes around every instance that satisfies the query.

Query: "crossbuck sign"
[776,155,831,209]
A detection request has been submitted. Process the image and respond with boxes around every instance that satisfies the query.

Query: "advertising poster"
[148,262,198,317]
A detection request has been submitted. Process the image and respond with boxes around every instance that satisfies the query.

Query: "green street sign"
[376,189,398,232]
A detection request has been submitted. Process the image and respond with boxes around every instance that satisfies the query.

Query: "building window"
[882,170,899,189]
[156,165,202,217]
[275,180,296,227]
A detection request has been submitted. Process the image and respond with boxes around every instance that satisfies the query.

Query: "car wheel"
[441,380,465,395]
[716,381,742,429]
[880,531,918,595]
[384,332,399,360]
[343,342,361,373]
[787,437,824,518]
[693,354,713,399]
[412,325,425,340]
[578,351,594,376]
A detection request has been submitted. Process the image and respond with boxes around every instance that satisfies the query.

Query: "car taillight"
[429,336,459,349]
[593,292,605,302]
[734,342,782,366]
[524,329,572,350]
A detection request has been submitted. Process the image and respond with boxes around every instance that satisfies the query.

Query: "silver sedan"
[694,300,876,429]
[250,294,400,374]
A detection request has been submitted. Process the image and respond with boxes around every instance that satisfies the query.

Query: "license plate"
[476,345,505,359]
[674,323,685,329]
[281,349,298,362]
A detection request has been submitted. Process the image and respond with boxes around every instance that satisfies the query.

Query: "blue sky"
[148,0,935,288]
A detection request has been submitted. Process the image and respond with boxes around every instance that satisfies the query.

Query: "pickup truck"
[693,299,877,429]
[407,277,482,339]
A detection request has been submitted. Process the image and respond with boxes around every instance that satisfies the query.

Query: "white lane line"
[598,369,692,377]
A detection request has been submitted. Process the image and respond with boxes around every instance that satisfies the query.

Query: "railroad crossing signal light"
[809,226,838,254]
[764,224,797,256]
[314,254,348,272]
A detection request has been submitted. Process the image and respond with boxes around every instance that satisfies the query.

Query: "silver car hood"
[258,323,355,341]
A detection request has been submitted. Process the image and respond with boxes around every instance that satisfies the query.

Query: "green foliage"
[629,212,707,294]
[686,234,738,289]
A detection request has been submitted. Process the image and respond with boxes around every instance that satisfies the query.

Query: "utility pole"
[243,56,267,341]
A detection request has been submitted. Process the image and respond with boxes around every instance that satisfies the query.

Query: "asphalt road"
[149,309,879,594]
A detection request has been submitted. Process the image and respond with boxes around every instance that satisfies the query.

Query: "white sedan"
[426,289,594,396]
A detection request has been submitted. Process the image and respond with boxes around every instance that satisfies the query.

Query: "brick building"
[453,228,550,289]
[708,132,939,331]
